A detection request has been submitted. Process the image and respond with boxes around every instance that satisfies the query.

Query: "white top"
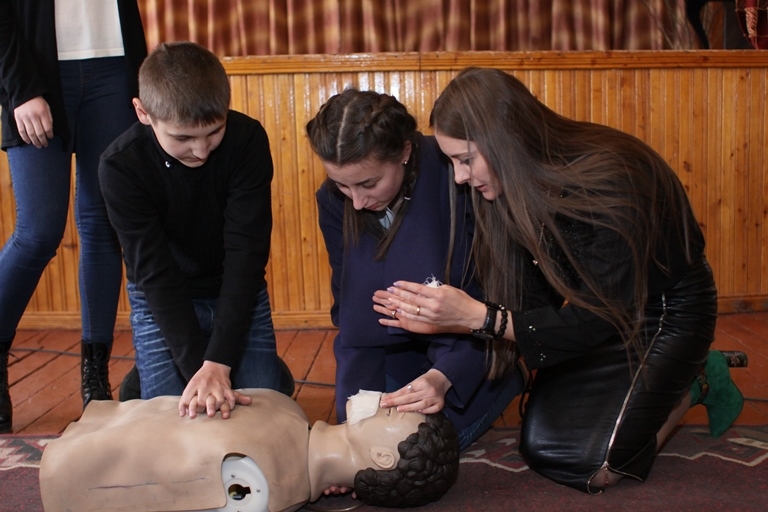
[55,0,125,60]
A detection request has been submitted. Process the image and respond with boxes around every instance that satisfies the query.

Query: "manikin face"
[344,392,425,469]
[133,98,226,168]
[434,132,501,200]
[322,144,412,211]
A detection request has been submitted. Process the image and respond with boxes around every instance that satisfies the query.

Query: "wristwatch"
[471,302,502,341]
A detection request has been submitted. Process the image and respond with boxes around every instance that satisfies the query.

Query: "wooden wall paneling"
[3,51,768,330]
[754,71,768,297]
[61,161,81,312]
[537,69,556,117]
[231,73,272,307]
[263,74,305,318]
[291,73,328,319]
[584,66,600,125]
[665,69,682,183]
[714,66,733,296]
[398,71,421,129]
[633,69,651,146]
[291,73,316,317]
[721,68,738,297]
[560,69,576,118]
[606,69,623,133]
[646,68,665,169]
[614,69,630,136]
[255,73,286,316]
[702,67,722,302]
[305,72,338,321]
[689,66,710,266]
[0,153,13,254]
[744,69,765,296]
[730,67,749,296]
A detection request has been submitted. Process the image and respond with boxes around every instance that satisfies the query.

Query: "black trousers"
[519,258,717,493]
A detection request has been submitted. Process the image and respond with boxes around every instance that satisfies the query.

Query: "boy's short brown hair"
[138,41,230,126]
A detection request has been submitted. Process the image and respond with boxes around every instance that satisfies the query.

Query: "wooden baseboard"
[717,295,768,314]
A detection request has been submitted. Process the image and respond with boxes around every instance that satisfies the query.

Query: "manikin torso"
[40,389,425,512]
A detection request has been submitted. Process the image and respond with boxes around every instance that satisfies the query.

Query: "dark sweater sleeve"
[0,2,46,110]
[316,183,345,327]
[99,130,208,380]
[203,119,274,368]
[0,1,50,147]
[428,335,491,410]
[513,220,633,369]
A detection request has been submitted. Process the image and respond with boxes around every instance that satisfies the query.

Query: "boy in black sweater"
[100,41,292,420]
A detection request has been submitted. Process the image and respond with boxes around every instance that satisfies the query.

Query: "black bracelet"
[471,301,501,341]
[496,304,508,339]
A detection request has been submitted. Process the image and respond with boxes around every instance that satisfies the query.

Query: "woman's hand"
[379,369,451,414]
[178,361,252,419]
[14,96,53,148]
[373,280,486,334]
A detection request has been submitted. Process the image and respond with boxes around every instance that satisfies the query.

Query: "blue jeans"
[127,282,284,399]
[455,370,524,451]
[0,57,135,345]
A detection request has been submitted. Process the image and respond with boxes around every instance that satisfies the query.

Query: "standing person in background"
[375,67,746,493]
[307,88,525,452]
[100,42,293,419]
[0,0,148,434]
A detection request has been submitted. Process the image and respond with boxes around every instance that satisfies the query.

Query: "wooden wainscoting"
[1,50,767,331]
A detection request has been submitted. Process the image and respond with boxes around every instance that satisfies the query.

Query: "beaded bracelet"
[496,304,508,339]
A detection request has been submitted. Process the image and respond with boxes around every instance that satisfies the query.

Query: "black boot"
[277,356,295,397]
[0,342,12,434]
[119,364,141,401]
[81,341,113,409]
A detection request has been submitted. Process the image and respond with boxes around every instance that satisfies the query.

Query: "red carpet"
[2,426,767,512]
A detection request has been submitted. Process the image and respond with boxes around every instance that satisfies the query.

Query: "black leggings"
[519,258,717,493]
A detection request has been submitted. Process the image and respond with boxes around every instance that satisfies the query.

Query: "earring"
[402,160,408,165]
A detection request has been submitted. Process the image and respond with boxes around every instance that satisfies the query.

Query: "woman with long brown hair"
[374,67,745,493]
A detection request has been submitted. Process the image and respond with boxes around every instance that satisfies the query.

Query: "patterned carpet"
[2,426,768,512]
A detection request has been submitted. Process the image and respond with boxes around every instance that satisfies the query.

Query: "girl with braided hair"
[307,88,524,451]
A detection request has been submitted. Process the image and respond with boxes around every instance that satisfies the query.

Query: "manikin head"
[310,390,459,508]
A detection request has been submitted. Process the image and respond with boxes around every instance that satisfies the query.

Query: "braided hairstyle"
[353,412,459,507]
[307,88,420,258]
